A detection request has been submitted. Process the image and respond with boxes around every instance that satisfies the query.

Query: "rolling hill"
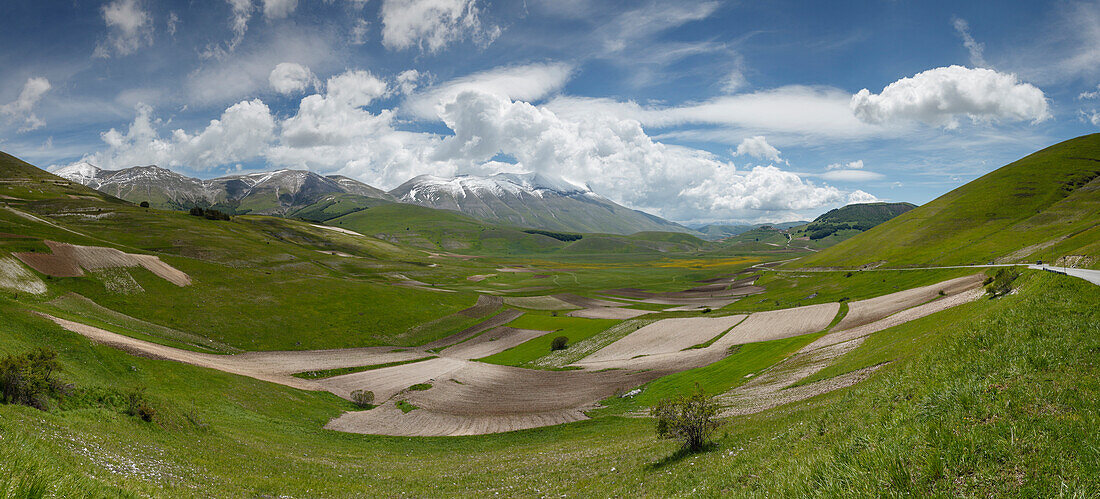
[795,134,1100,268]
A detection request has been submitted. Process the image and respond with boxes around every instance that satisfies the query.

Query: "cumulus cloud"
[72,67,873,222]
[405,62,573,118]
[733,136,782,163]
[82,100,276,170]
[1,77,51,132]
[94,0,154,58]
[851,66,1050,129]
[269,63,317,95]
[846,190,880,204]
[952,17,987,68]
[380,0,500,53]
[262,0,297,19]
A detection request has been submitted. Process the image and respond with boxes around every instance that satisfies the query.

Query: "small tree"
[350,389,374,408]
[651,384,720,452]
[986,267,1021,297]
[139,201,150,208]
[550,336,569,351]
[0,348,62,409]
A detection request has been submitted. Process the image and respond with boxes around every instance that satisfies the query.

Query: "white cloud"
[396,69,425,95]
[167,12,180,36]
[722,69,747,93]
[201,0,253,59]
[262,0,297,19]
[1,77,52,132]
[952,17,987,68]
[819,169,884,182]
[851,66,1050,129]
[380,0,499,53]
[269,63,317,95]
[1082,110,1100,127]
[1080,85,1100,100]
[547,85,887,141]
[826,160,863,170]
[405,62,573,119]
[846,190,880,204]
[350,19,370,45]
[733,136,782,163]
[94,0,154,58]
[601,1,719,54]
[83,100,276,170]
[187,28,335,105]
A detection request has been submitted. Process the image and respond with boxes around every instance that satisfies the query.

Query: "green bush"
[0,348,64,410]
[550,336,569,351]
[139,201,150,208]
[125,388,156,422]
[350,389,374,408]
[651,384,720,452]
[986,267,1021,297]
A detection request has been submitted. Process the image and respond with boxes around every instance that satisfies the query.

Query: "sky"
[2,0,1100,224]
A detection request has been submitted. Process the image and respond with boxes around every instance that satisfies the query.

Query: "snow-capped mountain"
[54,164,393,215]
[390,173,693,235]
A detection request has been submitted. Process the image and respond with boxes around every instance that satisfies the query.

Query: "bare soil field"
[835,274,985,330]
[552,293,629,308]
[567,307,654,320]
[325,403,588,437]
[580,315,747,363]
[457,294,504,318]
[804,287,985,352]
[438,327,551,360]
[502,295,581,311]
[419,309,525,350]
[14,241,191,286]
[712,302,840,349]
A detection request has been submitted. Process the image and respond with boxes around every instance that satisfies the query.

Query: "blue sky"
[2,0,1099,223]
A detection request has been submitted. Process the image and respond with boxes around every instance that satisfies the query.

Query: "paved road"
[1028,264,1100,286]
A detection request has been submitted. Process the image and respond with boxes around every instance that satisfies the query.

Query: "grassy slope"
[2,272,1096,496]
[797,134,1100,268]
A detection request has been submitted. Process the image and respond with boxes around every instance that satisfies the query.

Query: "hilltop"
[796,134,1100,268]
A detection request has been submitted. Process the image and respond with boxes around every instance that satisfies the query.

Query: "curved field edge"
[0,272,1096,496]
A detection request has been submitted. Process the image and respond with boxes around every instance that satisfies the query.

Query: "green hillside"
[796,134,1100,268]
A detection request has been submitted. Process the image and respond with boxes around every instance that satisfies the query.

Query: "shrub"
[986,267,1021,298]
[0,348,63,410]
[188,207,205,217]
[350,389,375,408]
[651,384,720,452]
[407,383,432,391]
[550,336,569,351]
[125,388,156,422]
[139,201,150,208]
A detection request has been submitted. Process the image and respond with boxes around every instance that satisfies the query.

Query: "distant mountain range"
[55,164,692,236]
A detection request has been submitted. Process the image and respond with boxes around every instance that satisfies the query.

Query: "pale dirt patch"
[503,295,581,311]
[129,254,191,286]
[439,327,552,360]
[497,267,536,273]
[995,236,1068,263]
[567,307,654,320]
[316,250,355,258]
[580,315,747,363]
[836,274,985,331]
[325,403,588,437]
[466,274,496,282]
[309,224,364,237]
[529,318,659,369]
[0,256,47,294]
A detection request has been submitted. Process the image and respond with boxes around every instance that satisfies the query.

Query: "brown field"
[580,315,747,363]
[567,307,654,320]
[502,295,581,311]
[13,240,191,286]
[419,309,525,350]
[439,327,551,359]
[836,274,985,330]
